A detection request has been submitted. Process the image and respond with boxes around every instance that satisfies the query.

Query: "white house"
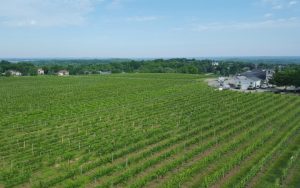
[99,71,112,75]
[37,68,44,75]
[7,70,22,76]
[57,70,69,76]
[212,61,219,66]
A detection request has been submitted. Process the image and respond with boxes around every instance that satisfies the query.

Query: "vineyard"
[0,73,299,188]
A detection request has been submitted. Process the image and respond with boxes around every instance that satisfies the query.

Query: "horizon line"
[2,56,300,60]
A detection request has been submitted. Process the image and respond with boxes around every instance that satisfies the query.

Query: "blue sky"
[0,0,300,58]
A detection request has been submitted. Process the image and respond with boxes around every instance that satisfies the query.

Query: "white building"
[265,69,275,83]
[234,76,261,90]
[218,77,225,83]
[7,70,22,76]
[37,68,44,75]
[233,69,274,90]
[57,70,69,76]
[99,71,112,75]
[212,61,219,66]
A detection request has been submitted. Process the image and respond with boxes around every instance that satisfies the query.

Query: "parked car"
[223,84,231,90]
[261,84,267,89]
[248,85,255,90]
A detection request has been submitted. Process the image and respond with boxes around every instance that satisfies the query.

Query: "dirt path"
[205,78,219,88]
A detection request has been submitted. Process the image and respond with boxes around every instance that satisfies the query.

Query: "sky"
[0,0,300,58]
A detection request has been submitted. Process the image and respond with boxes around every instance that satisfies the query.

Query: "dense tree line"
[270,68,300,87]
[0,59,259,76]
[0,60,37,76]
[1,59,300,87]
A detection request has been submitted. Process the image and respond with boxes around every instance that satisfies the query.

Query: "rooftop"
[240,70,267,80]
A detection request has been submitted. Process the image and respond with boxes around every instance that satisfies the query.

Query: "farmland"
[0,73,299,188]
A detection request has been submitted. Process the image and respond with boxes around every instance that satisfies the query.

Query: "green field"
[0,74,299,188]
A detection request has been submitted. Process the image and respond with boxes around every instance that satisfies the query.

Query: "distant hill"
[205,56,300,64]
[2,56,300,64]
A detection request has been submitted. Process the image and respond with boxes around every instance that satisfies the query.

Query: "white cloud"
[262,0,283,9]
[104,0,133,10]
[289,0,298,6]
[171,27,184,31]
[262,0,298,9]
[272,4,283,9]
[0,0,103,27]
[106,0,123,10]
[190,17,300,32]
[264,13,273,18]
[126,16,158,22]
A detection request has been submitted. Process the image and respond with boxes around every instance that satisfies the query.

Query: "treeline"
[0,61,37,76]
[270,68,300,87]
[105,59,257,75]
[1,58,299,77]
[0,59,267,76]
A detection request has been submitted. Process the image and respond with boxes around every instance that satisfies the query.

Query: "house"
[57,70,69,76]
[98,71,112,75]
[7,70,22,76]
[37,68,44,75]
[212,61,219,66]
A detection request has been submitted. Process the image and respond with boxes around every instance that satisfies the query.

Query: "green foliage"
[271,69,300,87]
[62,152,75,161]
[3,58,298,76]
[0,60,37,76]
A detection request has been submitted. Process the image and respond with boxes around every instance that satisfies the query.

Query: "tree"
[270,69,300,88]
[5,71,11,77]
